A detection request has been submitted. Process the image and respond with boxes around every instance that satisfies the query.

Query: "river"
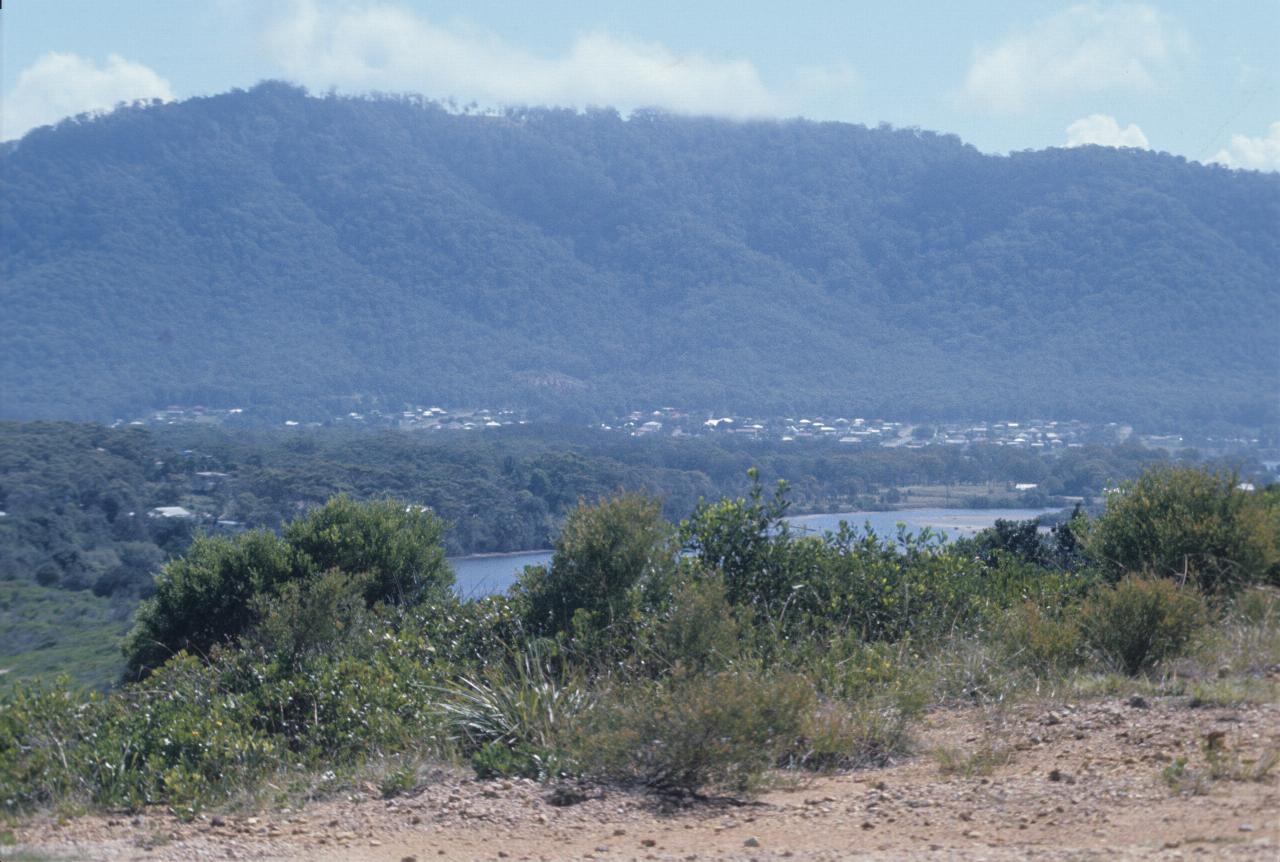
[448,506,1057,598]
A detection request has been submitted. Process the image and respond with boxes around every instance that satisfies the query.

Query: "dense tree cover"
[1,420,1202,603]
[2,83,1277,426]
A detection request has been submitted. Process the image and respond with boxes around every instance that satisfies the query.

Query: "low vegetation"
[1,466,1276,819]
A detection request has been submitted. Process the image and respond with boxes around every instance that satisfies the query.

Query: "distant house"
[149,506,195,519]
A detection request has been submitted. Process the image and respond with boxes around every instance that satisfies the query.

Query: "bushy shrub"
[574,671,813,795]
[650,573,740,672]
[1086,467,1279,592]
[681,472,799,613]
[123,530,294,678]
[1232,584,1280,626]
[245,568,374,670]
[282,496,452,606]
[0,659,278,818]
[1081,576,1207,675]
[124,497,452,678]
[519,492,677,661]
[996,600,1084,676]
[0,681,88,812]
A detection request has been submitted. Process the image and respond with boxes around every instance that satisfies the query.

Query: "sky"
[2,0,1278,169]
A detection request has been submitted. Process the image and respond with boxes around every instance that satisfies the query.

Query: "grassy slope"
[0,582,133,689]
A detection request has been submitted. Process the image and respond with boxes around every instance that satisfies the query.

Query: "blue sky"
[3,0,1277,168]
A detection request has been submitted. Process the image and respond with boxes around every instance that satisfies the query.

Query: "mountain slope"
[3,82,1277,425]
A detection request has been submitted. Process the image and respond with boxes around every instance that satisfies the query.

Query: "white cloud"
[1065,114,1149,149]
[2,52,174,141]
[1208,122,1280,172]
[963,4,1189,113]
[262,0,849,119]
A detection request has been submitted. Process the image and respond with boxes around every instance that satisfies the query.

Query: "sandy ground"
[11,696,1279,861]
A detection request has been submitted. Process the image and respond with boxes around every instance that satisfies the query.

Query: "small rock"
[860,821,875,830]
[1239,824,1255,833]
[640,838,657,847]
[744,837,760,848]
[401,857,418,862]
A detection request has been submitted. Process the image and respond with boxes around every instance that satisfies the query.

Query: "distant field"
[891,483,1031,508]
[0,583,134,689]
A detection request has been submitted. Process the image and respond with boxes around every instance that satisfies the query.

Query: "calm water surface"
[449,506,1056,598]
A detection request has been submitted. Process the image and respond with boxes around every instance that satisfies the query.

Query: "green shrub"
[245,568,374,671]
[1086,467,1279,593]
[1081,576,1207,675]
[680,471,798,612]
[1232,584,1280,626]
[996,600,1084,676]
[123,530,294,678]
[470,740,568,781]
[282,496,452,606]
[124,497,452,678]
[519,492,678,660]
[574,671,813,795]
[0,680,87,812]
[650,573,740,672]
[0,659,279,818]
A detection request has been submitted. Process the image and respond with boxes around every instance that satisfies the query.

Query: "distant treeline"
[0,421,1253,602]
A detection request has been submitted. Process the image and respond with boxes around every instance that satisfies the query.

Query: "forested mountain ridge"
[3,82,1277,425]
